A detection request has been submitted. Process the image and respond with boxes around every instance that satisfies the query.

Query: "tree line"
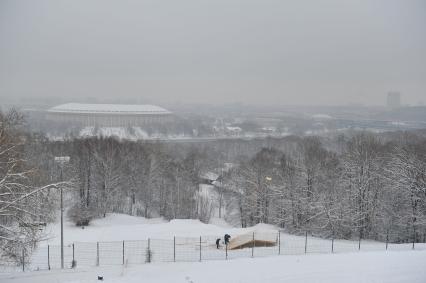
[229,133,426,243]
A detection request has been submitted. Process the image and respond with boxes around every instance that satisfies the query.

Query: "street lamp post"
[54,156,70,269]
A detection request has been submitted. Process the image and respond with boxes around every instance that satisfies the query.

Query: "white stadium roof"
[48,103,171,115]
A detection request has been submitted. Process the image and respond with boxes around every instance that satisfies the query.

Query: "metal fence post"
[199,236,202,262]
[122,241,125,265]
[304,231,308,254]
[331,238,334,253]
[226,241,228,260]
[48,245,50,270]
[72,243,75,264]
[358,237,361,251]
[22,248,25,272]
[147,238,151,263]
[251,232,255,258]
[96,242,99,266]
[386,231,389,250]
[412,232,415,250]
[173,236,176,262]
[278,231,281,255]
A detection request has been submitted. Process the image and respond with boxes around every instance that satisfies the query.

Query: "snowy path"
[1,250,425,283]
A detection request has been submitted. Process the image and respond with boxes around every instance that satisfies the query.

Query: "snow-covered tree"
[388,141,426,242]
[0,110,70,261]
[341,133,385,239]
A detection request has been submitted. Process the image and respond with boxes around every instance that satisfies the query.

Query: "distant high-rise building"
[387,92,401,108]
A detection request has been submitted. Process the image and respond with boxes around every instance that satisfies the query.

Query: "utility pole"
[60,166,64,269]
[219,167,223,218]
[54,156,70,269]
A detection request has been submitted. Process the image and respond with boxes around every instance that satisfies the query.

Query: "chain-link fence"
[1,231,425,273]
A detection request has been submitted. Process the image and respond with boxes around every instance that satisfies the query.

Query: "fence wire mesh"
[1,231,425,272]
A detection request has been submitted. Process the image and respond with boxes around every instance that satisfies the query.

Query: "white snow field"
[1,250,425,283]
[2,213,425,281]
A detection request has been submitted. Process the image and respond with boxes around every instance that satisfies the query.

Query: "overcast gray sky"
[1,0,425,106]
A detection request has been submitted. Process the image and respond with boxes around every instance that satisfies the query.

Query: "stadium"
[46,103,173,127]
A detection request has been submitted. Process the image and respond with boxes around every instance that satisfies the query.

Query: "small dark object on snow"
[98,276,103,281]
[224,234,231,245]
[76,219,90,226]
[216,238,221,249]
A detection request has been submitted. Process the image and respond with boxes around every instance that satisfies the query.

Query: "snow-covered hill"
[41,213,276,246]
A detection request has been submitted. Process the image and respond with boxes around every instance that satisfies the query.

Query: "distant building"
[46,103,173,127]
[387,92,401,109]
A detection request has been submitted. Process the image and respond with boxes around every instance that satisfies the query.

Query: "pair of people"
[216,234,231,249]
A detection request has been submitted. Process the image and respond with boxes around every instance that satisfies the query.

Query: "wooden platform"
[228,232,277,250]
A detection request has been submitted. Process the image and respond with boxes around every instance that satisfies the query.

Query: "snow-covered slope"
[41,213,275,246]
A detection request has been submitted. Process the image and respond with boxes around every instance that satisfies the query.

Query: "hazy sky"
[1,0,425,106]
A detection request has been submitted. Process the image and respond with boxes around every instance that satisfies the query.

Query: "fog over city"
[1,0,425,106]
[1,2,426,282]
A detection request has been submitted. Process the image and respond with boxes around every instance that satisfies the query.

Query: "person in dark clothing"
[224,234,231,245]
[216,238,221,249]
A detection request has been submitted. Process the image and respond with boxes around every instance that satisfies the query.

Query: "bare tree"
[341,133,384,239]
[92,138,124,217]
[389,142,426,242]
[0,110,71,261]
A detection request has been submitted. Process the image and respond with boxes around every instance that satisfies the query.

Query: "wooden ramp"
[228,232,277,250]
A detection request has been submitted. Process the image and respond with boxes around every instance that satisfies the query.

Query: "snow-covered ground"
[41,213,420,253]
[2,213,425,280]
[1,250,425,283]
[40,213,272,245]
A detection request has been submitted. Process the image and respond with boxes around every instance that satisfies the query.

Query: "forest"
[1,109,426,261]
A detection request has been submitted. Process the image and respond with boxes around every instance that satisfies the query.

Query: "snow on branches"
[0,109,73,262]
